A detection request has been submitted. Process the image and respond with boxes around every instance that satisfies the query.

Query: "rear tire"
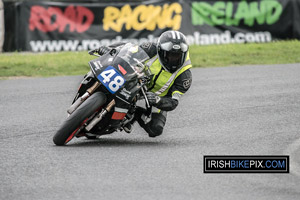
[53,92,107,146]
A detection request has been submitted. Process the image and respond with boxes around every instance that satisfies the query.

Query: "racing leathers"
[97,42,192,137]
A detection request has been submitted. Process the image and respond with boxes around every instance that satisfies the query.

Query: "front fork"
[66,79,117,133]
[85,99,115,132]
[67,81,101,115]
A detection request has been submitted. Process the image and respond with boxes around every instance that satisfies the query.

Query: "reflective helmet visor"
[159,50,186,73]
[166,51,185,67]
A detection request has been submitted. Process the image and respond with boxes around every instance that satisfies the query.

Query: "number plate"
[97,66,126,94]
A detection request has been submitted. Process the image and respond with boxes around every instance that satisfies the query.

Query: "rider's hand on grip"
[97,46,110,56]
[146,92,161,106]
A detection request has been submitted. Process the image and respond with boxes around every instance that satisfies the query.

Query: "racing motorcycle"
[53,43,153,146]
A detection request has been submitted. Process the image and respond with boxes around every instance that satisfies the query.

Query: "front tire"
[53,92,107,146]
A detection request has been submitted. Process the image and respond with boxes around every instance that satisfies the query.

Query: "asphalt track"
[0,64,300,200]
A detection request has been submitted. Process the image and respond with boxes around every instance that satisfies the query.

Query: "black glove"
[97,46,110,56]
[146,92,161,106]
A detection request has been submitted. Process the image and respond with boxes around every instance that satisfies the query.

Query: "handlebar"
[88,49,100,57]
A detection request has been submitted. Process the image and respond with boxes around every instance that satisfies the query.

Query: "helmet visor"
[165,51,185,69]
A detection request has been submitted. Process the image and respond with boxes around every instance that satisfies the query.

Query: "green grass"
[190,40,300,67]
[0,52,90,77]
[1,40,300,78]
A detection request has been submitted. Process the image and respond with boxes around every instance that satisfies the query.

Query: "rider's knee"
[148,124,164,137]
[147,112,166,137]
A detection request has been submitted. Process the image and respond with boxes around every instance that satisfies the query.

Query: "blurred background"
[1,0,300,53]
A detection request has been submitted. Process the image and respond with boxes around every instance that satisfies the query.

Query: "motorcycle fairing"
[88,43,150,103]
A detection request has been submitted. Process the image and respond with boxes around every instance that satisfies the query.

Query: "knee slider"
[148,113,166,137]
[148,124,164,137]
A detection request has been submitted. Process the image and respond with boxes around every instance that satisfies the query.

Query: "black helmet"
[157,30,189,73]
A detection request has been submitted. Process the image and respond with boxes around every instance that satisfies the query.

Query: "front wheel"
[53,92,107,146]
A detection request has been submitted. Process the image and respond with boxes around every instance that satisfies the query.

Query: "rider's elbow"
[158,98,178,111]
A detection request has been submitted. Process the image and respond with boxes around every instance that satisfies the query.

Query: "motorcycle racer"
[97,30,192,137]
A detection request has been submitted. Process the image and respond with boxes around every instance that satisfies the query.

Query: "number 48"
[100,69,124,92]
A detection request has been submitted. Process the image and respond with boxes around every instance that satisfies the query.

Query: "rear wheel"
[53,92,107,146]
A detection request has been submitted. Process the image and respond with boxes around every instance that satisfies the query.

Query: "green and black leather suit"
[137,42,192,137]
[98,42,192,137]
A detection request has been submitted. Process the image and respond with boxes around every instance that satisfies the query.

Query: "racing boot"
[123,122,133,133]
[123,112,135,133]
[123,107,146,133]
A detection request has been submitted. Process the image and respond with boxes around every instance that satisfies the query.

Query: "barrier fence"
[0,0,4,52]
[3,0,300,52]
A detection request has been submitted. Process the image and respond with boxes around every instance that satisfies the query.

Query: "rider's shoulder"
[177,69,192,81]
[140,42,157,58]
[171,69,192,93]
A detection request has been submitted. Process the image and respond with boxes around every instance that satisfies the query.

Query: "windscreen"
[116,43,150,74]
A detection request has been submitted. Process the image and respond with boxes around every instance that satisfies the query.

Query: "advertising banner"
[4,0,300,52]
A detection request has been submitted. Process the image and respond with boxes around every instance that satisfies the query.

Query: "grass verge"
[1,40,300,78]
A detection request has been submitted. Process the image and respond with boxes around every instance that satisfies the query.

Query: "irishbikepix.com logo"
[204,156,289,173]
